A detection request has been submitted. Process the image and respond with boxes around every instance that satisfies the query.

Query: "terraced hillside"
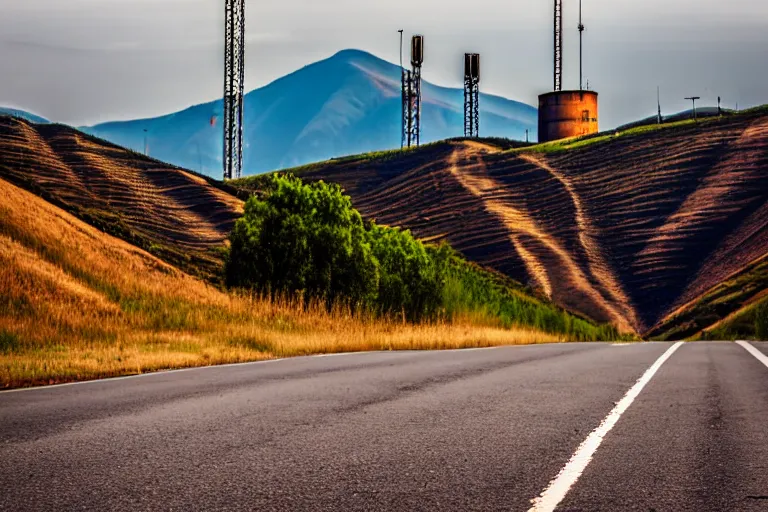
[0,115,243,280]
[237,110,768,336]
[5,175,595,388]
[2,110,766,338]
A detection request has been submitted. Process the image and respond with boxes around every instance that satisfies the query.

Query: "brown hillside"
[0,175,566,388]
[0,115,243,279]
[2,111,767,337]
[283,113,768,335]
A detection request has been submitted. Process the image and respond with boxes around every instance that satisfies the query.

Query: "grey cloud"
[1,0,766,129]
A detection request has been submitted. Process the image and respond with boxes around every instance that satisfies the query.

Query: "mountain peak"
[329,49,385,63]
[85,50,537,176]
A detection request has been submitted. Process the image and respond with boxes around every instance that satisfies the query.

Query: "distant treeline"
[226,174,621,341]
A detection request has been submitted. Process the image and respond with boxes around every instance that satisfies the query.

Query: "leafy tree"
[368,224,449,321]
[226,174,378,307]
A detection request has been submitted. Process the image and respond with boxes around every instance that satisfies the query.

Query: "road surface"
[1,341,767,511]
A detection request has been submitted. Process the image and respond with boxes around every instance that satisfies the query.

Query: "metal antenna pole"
[554,0,563,91]
[223,0,245,180]
[409,35,424,147]
[463,54,480,138]
[413,65,422,146]
[407,71,413,147]
[578,0,584,91]
[399,30,404,149]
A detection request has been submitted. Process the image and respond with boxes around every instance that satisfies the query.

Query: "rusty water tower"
[538,0,599,143]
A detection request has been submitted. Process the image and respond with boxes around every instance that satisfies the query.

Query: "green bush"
[226,174,378,307]
[368,224,449,321]
[226,174,620,340]
[755,301,768,340]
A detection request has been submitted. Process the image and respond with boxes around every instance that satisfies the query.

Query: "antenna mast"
[657,86,662,124]
[223,0,245,180]
[399,30,405,149]
[464,54,480,138]
[402,35,424,148]
[554,0,563,91]
[578,0,585,90]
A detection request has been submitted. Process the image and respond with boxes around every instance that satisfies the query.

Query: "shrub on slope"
[226,175,378,307]
[226,175,620,340]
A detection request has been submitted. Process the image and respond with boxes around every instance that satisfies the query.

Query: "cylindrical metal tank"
[537,90,598,143]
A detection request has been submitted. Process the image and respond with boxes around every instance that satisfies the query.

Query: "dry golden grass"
[0,178,560,389]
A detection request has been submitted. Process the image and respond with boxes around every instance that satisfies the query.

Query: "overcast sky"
[1,0,767,128]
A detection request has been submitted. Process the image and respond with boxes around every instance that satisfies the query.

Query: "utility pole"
[685,96,701,121]
[143,129,148,156]
[526,129,529,143]
[717,96,722,116]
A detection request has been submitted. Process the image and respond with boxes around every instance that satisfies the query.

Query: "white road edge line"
[527,341,684,512]
[0,351,387,395]
[736,340,768,369]
[0,345,511,395]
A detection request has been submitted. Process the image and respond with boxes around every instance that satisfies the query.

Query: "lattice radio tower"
[223,0,245,180]
[402,35,424,148]
[554,0,563,92]
[463,54,480,138]
[578,0,585,90]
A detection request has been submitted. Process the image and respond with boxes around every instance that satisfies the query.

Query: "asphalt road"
[1,341,767,511]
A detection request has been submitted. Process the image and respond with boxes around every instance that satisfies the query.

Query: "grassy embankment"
[1,178,614,389]
[510,104,768,155]
[649,255,768,341]
[704,298,768,341]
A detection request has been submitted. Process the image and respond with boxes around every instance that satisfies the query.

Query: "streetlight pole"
[684,96,701,122]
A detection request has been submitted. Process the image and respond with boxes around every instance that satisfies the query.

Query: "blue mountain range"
[1,50,536,177]
[83,50,537,177]
[0,107,49,124]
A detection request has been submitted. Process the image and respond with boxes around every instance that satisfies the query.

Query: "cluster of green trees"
[226,174,619,340]
[225,174,447,320]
